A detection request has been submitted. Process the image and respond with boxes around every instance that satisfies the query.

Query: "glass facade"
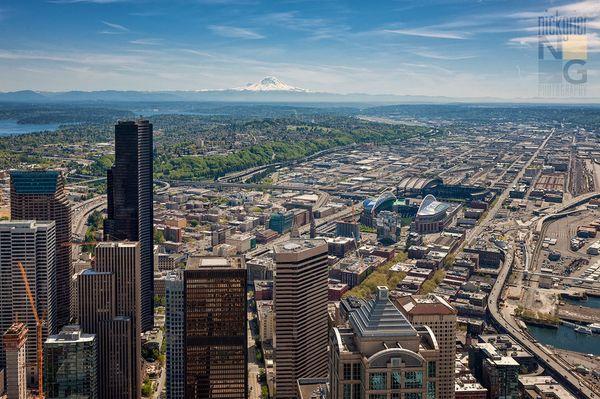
[184,267,247,398]
[391,371,401,390]
[343,384,351,399]
[44,334,97,399]
[404,371,423,389]
[427,381,436,399]
[427,361,436,378]
[369,372,386,391]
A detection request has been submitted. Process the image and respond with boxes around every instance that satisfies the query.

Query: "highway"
[72,196,106,238]
[488,246,599,399]
[483,154,600,398]
[460,129,599,397]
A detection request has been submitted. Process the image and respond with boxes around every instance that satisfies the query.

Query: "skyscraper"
[77,242,141,399]
[10,170,72,328]
[183,256,247,399]
[396,294,458,399]
[44,325,97,399]
[0,220,56,385]
[104,120,154,332]
[165,270,184,399]
[3,323,28,399]
[273,239,329,399]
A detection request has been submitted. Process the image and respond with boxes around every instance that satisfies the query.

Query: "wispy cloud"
[549,0,600,17]
[181,49,215,58]
[412,50,476,60]
[101,20,128,31]
[130,38,162,46]
[208,25,264,39]
[383,28,468,40]
[99,20,129,35]
[258,11,348,41]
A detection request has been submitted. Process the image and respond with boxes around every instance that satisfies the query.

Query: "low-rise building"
[257,300,275,343]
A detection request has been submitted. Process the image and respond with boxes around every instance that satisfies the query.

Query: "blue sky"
[0,0,598,98]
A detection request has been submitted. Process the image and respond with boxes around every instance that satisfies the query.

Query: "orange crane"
[16,261,45,399]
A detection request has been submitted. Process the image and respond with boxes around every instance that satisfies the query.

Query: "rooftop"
[417,194,450,217]
[186,256,244,270]
[10,170,60,195]
[4,322,27,337]
[46,325,95,344]
[297,378,328,399]
[97,241,139,248]
[274,239,327,254]
[349,286,416,338]
[396,294,457,316]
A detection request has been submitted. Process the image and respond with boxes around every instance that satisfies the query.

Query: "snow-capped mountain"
[236,76,309,92]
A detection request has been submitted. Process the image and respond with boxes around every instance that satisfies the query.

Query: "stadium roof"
[417,194,449,217]
[398,176,442,191]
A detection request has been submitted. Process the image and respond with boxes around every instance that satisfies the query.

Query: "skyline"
[0,0,598,99]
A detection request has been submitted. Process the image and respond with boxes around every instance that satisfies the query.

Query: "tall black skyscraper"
[104,120,154,332]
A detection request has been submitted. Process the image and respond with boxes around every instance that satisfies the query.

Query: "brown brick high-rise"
[273,239,329,399]
[10,170,72,328]
[183,256,247,399]
[77,242,141,399]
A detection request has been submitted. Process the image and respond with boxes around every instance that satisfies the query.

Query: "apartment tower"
[274,239,329,399]
[165,270,184,399]
[396,294,458,399]
[10,170,72,328]
[3,323,28,399]
[183,256,247,399]
[104,120,154,332]
[0,220,56,386]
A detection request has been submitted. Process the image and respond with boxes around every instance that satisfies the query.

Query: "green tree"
[153,229,165,244]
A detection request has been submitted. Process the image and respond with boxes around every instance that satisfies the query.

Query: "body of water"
[0,119,60,136]
[527,323,600,355]
[564,295,600,309]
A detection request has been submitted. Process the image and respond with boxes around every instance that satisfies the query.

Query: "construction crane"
[16,261,45,399]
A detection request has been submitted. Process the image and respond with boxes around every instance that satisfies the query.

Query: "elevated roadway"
[488,249,599,399]
[488,188,600,398]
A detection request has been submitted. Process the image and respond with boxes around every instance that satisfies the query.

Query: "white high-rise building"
[0,220,56,385]
[165,270,184,399]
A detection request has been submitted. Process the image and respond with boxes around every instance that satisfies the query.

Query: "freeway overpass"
[483,130,599,398]
[488,248,599,399]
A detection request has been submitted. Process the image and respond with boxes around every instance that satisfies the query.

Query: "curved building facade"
[413,195,458,234]
[361,192,397,227]
[329,287,439,399]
